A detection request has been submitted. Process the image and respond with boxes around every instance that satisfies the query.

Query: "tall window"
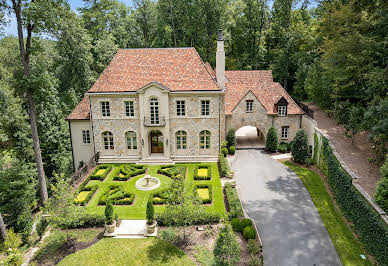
[176,100,185,116]
[150,98,159,124]
[125,101,134,117]
[126,131,137,150]
[199,130,211,149]
[246,100,253,112]
[101,101,110,117]
[278,105,287,116]
[176,131,187,149]
[102,131,114,150]
[281,126,289,139]
[82,130,90,144]
[201,100,210,116]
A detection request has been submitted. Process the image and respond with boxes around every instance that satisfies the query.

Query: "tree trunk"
[168,0,177,47]
[0,213,6,242]
[12,0,48,203]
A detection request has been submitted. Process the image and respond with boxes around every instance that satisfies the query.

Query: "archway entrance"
[235,126,265,149]
[150,130,164,154]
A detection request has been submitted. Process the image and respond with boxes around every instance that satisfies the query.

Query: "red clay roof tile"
[66,96,90,120]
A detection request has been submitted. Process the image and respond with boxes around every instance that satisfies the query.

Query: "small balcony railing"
[144,116,166,127]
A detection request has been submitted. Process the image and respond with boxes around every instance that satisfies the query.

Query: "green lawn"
[283,161,372,266]
[82,163,225,219]
[57,238,195,266]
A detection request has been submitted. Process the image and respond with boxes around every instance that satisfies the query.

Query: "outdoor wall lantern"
[141,139,144,146]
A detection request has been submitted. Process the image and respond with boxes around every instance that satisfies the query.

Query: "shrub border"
[113,165,146,181]
[74,185,98,206]
[152,191,169,205]
[225,183,244,219]
[89,164,112,181]
[194,184,213,204]
[194,165,212,180]
[98,184,135,205]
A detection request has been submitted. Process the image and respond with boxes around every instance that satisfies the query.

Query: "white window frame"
[102,131,114,150]
[82,130,90,144]
[150,98,160,125]
[201,100,210,116]
[246,100,253,112]
[176,100,185,116]
[281,126,289,139]
[101,101,111,117]
[126,131,137,150]
[176,131,187,149]
[124,101,135,117]
[278,105,287,116]
[199,130,211,149]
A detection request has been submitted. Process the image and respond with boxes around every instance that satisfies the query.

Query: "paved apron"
[230,149,341,266]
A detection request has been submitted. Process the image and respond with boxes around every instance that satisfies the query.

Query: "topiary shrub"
[146,199,155,224]
[226,129,236,148]
[240,218,252,229]
[375,155,388,212]
[221,147,228,157]
[265,127,278,152]
[105,200,114,225]
[243,226,256,240]
[219,153,231,178]
[229,146,236,155]
[278,143,288,153]
[221,141,227,150]
[291,129,309,163]
[231,218,241,232]
[213,224,240,266]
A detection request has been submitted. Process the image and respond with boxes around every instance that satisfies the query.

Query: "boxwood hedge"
[89,165,112,181]
[194,165,212,180]
[113,165,146,181]
[152,191,169,205]
[98,185,134,205]
[225,183,244,219]
[74,185,98,206]
[194,184,212,204]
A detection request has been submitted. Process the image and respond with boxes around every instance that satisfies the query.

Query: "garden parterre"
[76,163,225,219]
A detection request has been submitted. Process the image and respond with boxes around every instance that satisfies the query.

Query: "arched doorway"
[235,126,265,149]
[149,130,164,154]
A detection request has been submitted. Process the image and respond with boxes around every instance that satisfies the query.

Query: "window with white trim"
[176,131,187,149]
[150,98,159,124]
[246,100,253,112]
[82,130,90,144]
[201,100,210,116]
[199,130,211,149]
[176,100,185,116]
[101,101,110,117]
[281,126,289,139]
[124,101,134,117]
[102,131,114,149]
[278,105,287,116]
[126,131,137,149]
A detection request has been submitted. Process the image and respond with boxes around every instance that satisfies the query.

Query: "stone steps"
[137,157,175,165]
[104,219,155,239]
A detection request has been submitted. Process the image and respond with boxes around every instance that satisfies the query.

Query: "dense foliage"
[224,183,244,219]
[375,156,388,212]
[265,127,278,152]
[146,199,155,224]
[226,129,236,149]
[219,153,231,178]
[291,129,309,163]
[213,224,240,266]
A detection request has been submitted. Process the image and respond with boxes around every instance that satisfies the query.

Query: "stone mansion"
[67,30,304,168]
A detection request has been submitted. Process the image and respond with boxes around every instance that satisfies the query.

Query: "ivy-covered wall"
[314,132,388,264]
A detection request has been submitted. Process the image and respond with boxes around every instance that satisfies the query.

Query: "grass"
[283,161,372,266]
[198,168,208,177]
[81,163,225,219]
[57,238,195,266]
[197,188,210,201]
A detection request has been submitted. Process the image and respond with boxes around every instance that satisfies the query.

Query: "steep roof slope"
[66,96,90,120]
[88,48,220,93]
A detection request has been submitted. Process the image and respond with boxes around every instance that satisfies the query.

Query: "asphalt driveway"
[230,149,341,266]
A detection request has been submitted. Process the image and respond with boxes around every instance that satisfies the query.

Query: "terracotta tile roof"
[225,71,303,115]
[88,48,220,93]
[66,96,90,120]
[204,62,215,78]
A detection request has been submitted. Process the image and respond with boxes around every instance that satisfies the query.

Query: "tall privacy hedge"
[319,137,388,264]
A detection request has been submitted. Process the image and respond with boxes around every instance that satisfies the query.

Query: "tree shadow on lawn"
[146,238,186,264]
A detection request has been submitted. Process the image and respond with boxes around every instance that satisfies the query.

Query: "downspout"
[68,120,75,172]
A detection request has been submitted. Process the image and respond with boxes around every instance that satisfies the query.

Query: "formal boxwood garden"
[225,183,244,219]
[89,165,112,181]
[194,165,211,180]
[74,185,98,206]
[113,165,146,181]
[194,184,212,204]
[75,163,225,220]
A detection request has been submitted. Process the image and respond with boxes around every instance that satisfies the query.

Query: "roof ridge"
[118,47,194,50]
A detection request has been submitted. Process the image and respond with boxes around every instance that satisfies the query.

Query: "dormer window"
[278,106,287,116]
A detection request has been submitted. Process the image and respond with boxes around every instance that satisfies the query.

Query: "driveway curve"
[230,149,341,266]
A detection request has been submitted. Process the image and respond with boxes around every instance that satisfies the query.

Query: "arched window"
[126,131,137,150]
[150,98,159,125]
[176,131,187,149]
[102,131,114,150]
[199,130,211,149]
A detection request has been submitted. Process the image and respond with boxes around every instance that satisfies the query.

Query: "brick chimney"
[216,29,225,90]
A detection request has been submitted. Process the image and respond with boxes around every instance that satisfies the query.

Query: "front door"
[150,131,164,153]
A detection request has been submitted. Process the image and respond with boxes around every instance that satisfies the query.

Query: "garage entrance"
[235,126,265,149]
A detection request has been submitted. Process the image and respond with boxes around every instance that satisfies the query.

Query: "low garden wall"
[302,115,388,264]
[70,152,99,185]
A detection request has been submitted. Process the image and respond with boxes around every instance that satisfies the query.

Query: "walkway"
[230,149,341,266]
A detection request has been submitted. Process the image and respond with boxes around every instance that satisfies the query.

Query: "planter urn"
[146,220,157,234]
[105,220,116,234]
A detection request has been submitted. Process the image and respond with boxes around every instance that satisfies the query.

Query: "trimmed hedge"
[219,153,231,177]
[152,191,169,205]
[113,165,146,181]
[229,146,236,155]
[194,184,212,204]
[194,165,212,180]
[55,213,105,229]
[157,212,220,226]
[243,226,256,240]
[158,165,186,180]
[318,137,388,264]
[89,165,112,181]
[225,183,244,219]
[231,217,252,232]
[74,185,98,206]
[98,185,134,205]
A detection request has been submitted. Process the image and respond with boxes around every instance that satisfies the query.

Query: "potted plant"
[145,199,157,234]
[104,200,116,234]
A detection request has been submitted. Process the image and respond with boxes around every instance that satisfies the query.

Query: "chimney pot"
[216,29,225,90]
[218,29,224,41]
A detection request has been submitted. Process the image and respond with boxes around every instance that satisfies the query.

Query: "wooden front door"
[150,131,164,153]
